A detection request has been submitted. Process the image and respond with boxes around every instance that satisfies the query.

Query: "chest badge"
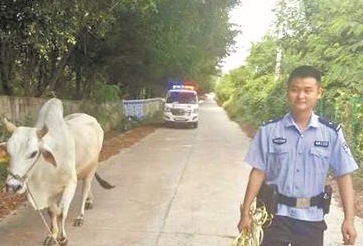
[272,137,287,145]
[314,140,329,147]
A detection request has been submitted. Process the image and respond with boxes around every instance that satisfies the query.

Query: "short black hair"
[287,65,322,85]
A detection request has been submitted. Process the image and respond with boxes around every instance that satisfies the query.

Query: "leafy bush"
[93,83,121,104]
[0,165,7,189]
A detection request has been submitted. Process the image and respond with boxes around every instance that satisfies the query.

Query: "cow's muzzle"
[5,177,26,194]
[5,183,23,193]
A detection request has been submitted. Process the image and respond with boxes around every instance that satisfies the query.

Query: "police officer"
[238,65,358,246]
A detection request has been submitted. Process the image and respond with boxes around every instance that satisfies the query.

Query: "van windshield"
[166,92,197,104]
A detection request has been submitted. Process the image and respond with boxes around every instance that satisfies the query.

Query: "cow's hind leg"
[74,173,93,227]
[43,205,59,246]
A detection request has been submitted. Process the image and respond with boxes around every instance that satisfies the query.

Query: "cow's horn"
[3,118,17,133]
[36,125,48,139]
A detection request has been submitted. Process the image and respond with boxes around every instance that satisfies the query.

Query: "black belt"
[277,192,325,209]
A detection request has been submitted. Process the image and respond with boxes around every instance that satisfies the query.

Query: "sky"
[221,0,278,74]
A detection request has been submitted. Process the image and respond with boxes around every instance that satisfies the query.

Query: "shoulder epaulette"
[318,117,341,132]
[262,116,283,126]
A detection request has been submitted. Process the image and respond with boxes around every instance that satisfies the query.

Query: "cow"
[0,98,113,246]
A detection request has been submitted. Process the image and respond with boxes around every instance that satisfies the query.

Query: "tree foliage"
[0,0,240,99]
[215,34,287,124]
[216,0,363,180]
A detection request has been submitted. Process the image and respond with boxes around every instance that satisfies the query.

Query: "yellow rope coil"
[230,199,273,246]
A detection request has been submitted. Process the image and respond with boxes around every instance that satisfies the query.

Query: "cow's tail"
[95,172,115,189]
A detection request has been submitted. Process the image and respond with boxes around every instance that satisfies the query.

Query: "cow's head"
[3,118,57,193]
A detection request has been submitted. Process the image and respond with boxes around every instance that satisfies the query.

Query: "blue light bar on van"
[167,80,183,90]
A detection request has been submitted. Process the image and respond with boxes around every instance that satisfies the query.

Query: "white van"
[163,89,199,128]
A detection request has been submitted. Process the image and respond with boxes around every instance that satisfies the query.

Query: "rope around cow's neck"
[7,153,61,246]
[26,181,61,246]
[8,152,41,183]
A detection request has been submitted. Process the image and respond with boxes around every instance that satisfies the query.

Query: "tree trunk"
[75,63,82,99]
[46,46,75,94]
[0,42,14,95]
[35,59,49,97]
[24,48,37,96]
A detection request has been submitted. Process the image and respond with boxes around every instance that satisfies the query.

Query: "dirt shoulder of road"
[238,123,363,219]
[0,124,159,219]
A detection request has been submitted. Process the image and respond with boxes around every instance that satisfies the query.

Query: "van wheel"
[192,122,198,128]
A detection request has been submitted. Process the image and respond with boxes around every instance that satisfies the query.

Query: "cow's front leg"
[85,190,94,210]
[57,180,77,246]
[43,205,58,246]
[57,212,67,246]
[74,175,93,227]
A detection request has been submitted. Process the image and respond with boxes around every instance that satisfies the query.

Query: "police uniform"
[244,112,359,246]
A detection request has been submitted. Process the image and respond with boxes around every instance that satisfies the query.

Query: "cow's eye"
[29,151,38,159]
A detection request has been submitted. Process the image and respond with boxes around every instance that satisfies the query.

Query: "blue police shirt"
[244,112,359,221]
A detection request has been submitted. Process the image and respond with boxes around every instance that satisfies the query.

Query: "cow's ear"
[3,118,17,134]
[40,147,57,167]
[0,142,9,164]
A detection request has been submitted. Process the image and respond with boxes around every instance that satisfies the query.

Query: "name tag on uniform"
[314,140,329,147]
[273,137,287,145]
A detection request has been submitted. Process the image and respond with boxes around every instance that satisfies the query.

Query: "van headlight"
[164,106,171,112]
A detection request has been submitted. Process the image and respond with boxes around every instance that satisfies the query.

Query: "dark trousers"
[261,215,327,246]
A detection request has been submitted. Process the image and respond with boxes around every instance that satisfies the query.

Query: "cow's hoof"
[73,218,84,227]
[85,199,93,210]
[43,236,57,246]
[58,237,68,246]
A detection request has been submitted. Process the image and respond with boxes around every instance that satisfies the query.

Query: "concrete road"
[0,95,362,246]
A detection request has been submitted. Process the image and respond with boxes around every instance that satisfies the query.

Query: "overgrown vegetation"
[215,0,363,188]
[0,124,7,189]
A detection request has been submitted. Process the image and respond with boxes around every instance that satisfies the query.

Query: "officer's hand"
[341,219,357,245]
[237,214,251,233]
